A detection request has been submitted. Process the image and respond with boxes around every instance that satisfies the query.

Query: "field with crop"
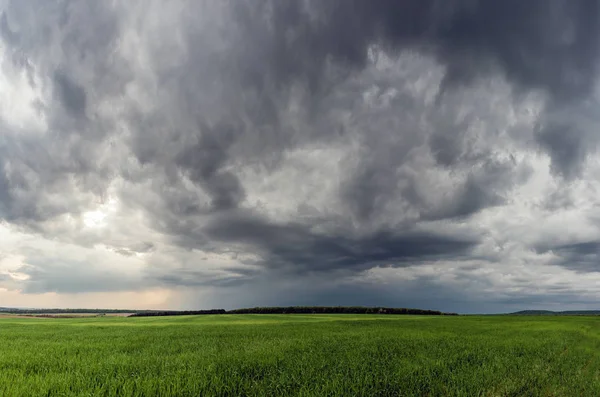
[0,314,599,396]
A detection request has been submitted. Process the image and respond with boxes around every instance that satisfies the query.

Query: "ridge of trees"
[1,306,458,317]
[129,310,226,317]
[131,307,457,317]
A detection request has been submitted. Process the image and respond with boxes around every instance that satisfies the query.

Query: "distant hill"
[511,310,600,316]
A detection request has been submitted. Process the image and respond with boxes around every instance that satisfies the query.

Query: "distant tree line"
[130,307,458,317]
[129,310,226,317]
[227,306,455,315]
[1,306,458,317]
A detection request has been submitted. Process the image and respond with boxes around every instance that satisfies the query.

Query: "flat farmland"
[1,314,599,396]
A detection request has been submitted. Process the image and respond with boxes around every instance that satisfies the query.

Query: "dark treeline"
[227,307,455,315]
[1,306,458,317]
[130,307,458,317]
[129,310,226,317]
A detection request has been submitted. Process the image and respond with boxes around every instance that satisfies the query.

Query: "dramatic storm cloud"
[1,0,600,313]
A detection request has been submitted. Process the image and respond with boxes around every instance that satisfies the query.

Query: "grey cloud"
[181,271,600,314]
[537,122,587,178]
[53,71,87,118]
[112,242,155,257]
[230,0,600,99]
[0,0,599,308]
[0,0,125,227]
[236,0,600,178]
[204,213,478,273]
[174,121,246,212]
[535,98,600,178]
[219,281,457,312]
[0,162,13,220]
[415,156,527,221]
[17,259,137,294]
[536,241,600,272]
[156,270,253,289]
[0,11,17,45]
[540,188,575,212]
[177,274,469,312]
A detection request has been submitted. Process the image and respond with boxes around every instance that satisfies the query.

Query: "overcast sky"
[2,1,600,313]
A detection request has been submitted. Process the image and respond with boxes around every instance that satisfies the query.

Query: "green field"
[1,314,599,396]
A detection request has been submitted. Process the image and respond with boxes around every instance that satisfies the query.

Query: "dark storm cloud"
[230,0,600,177]
[157,270,253,288]
[536,241,600,272]
[343,162,510,224]
[205,213,478,273]
[187,271,596,314]
[536,121,587,178]
[206,0,599,236]
[53,71,87,118]
[205,280,463,312]
[231,0,600,98]
[0,162,13,220]
[0,1,125,228]
[534,98,600,178]
[1,0,600,298]
[174,121,246,212]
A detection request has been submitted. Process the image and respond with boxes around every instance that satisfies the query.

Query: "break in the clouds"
[1,0,600,313]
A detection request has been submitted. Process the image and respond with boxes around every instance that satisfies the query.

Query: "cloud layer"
[1,0,600,312]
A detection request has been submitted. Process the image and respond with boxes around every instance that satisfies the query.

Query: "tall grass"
[0,314,599,396]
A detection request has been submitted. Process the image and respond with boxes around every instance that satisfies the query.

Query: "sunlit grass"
[1,314,599,396]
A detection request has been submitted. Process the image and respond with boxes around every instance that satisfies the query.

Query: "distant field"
[0,315,599,396]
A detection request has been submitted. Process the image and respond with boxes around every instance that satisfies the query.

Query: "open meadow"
[1,314,599,396]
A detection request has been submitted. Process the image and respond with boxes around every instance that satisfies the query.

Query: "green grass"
[1,314,599,396]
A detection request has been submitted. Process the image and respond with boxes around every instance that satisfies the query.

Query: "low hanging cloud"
[1,0,600,312]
